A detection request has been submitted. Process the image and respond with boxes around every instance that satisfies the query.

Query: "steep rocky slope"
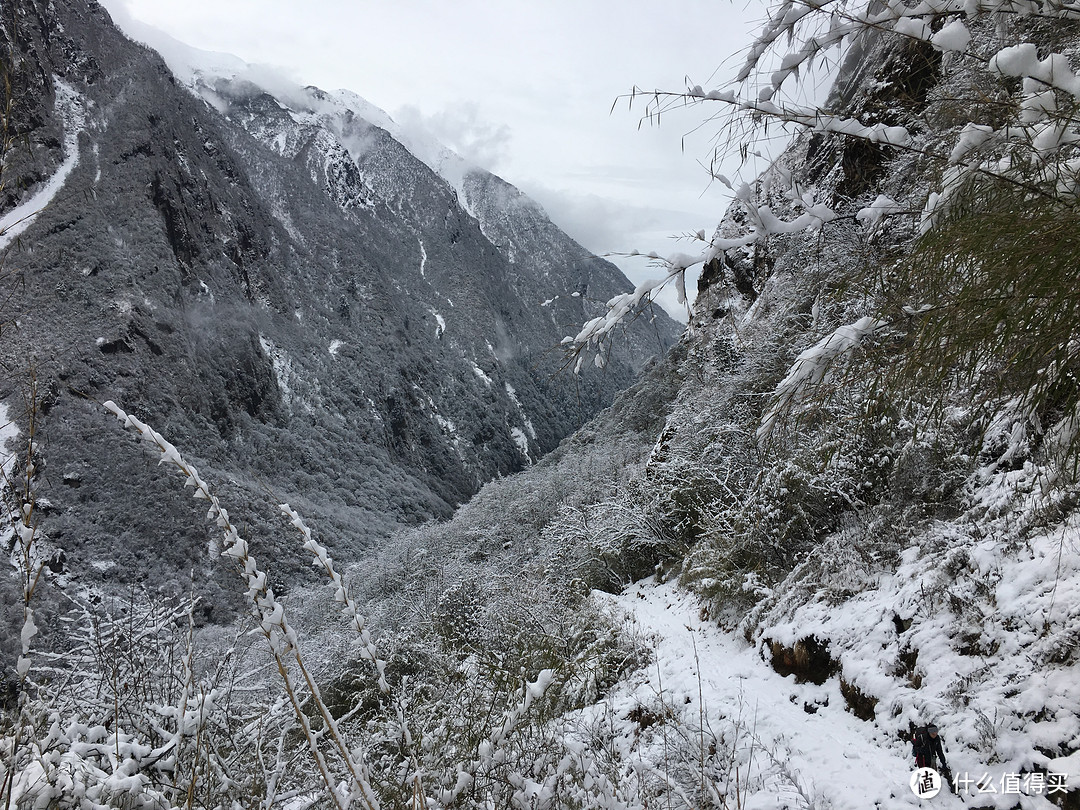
[0,0,676,616]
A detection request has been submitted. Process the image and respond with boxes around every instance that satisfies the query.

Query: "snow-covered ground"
[599,566,1076,810]
[600,581,927,810]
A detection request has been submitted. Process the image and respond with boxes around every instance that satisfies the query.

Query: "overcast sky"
[99,0,775,317]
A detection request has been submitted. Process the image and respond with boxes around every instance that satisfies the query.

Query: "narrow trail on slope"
[605,580,967,810]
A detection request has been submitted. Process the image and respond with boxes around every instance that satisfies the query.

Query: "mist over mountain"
[0,0,677,617]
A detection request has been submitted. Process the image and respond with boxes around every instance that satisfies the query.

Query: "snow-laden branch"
[580,0,1080,368]
[563,174,839,368]
[990,44,1080,98]
[103,400,382,810]
[684,88,917,148]
[733,0,1080,106]
[757,315,888,445]
[279,503,390,693]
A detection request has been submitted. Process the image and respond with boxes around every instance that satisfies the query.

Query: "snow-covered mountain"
[4,1,1079,808]
[0,0,677,617]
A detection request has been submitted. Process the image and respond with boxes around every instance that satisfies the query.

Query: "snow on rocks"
[510,427,532,463]
[746,512,1080,807]
[582,415,1080,805]
[429,307,446,339]
[469,360,494,386]
[593,457,1080,808]
[504,382,537,441]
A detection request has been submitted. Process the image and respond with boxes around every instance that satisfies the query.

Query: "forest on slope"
[0,0,676,623]
[4,0,1080,808]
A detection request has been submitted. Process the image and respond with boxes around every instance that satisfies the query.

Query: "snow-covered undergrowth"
[577,464,1080,810]
[6,333,1076,809]
[0,383,671,809]
[545,2,1080,803]
[7,0,1080,807]
[591,529,1077,810]
[598,580,910,810]
[742,471,1080,807]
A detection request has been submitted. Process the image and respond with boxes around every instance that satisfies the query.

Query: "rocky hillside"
[0,0,677,617]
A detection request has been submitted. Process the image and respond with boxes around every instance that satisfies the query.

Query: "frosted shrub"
[0,390,255,809]
[542,481,681,594]
[671,359,967,624]
[2,398,664,809]
[313,565,648,808]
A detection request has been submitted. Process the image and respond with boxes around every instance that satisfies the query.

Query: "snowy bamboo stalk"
[278,504,389,693]
[102,400,381,810]
[6,389,44,686]
[0,381,48,810]
[274,504,391,808]
[757,315,888,445]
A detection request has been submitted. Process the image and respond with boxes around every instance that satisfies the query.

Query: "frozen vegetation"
[3,0,1080,807]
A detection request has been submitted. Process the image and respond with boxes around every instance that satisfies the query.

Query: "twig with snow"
[103,400,381,810]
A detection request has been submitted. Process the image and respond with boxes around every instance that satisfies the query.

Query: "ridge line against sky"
[100,0,777,318]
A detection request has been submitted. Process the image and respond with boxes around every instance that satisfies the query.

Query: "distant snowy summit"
[113,19,542,234]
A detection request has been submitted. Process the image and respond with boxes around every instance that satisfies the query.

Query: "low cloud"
[522,183,707,257]
[520,183,713,322]
[396,103,511,170]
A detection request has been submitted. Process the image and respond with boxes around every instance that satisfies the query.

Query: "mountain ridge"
[0,0,678,618]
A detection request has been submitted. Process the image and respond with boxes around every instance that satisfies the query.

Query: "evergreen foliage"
[884,177,1080,462]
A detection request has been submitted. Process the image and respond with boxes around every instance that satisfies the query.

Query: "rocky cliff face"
[0,0,677,617]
